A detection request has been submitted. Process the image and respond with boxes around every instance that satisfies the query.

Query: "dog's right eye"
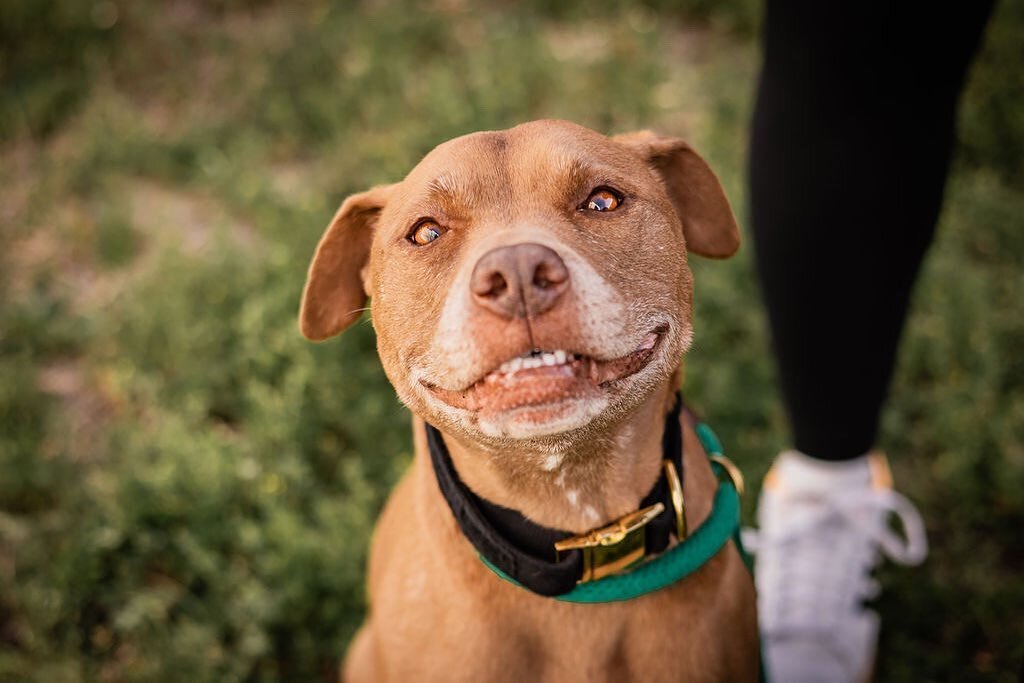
[580,187,622,212]
[408,220,446,246]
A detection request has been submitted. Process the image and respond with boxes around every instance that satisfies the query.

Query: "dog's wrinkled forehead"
[385,121,653,227]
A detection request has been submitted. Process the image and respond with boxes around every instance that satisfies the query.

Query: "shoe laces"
[745,485,928,639]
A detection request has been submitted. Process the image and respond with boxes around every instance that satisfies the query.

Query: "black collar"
[426,395,686,597]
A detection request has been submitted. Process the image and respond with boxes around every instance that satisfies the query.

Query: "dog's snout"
[470,243,569,319]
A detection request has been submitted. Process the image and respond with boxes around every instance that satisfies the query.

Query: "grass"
[0,1,1021,681]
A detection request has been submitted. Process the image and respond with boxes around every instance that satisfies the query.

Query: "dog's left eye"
[408,220,446,246]
[581,187,622,212]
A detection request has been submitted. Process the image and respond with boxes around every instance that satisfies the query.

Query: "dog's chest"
[466,583,731,683]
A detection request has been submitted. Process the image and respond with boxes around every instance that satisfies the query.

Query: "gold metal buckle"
[709,454,745,496]
[663,459,688,540]
[554,502,665,582]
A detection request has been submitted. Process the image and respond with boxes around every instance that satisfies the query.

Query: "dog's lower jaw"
[412,365,653,443]
[476,394,611,440]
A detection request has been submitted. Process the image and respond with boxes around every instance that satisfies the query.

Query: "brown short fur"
[299,120,758,682]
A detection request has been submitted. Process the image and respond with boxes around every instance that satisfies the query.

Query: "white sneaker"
[744,450,928,683]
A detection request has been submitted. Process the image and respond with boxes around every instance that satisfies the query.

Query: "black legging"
[749,1,995,461]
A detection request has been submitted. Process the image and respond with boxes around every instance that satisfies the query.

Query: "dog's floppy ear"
[615,131,740,258]
[299,184,394,341]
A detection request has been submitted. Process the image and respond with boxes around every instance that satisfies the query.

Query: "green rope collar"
[480,422,750,604]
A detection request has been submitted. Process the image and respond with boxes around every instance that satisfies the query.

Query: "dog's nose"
[470,243,570,319]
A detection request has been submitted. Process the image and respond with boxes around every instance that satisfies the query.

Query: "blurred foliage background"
[0,0,1021,681]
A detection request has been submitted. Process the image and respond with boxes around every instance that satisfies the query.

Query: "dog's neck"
[444,380,679,534]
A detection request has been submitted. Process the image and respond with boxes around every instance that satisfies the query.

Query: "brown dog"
[299,120,758,682]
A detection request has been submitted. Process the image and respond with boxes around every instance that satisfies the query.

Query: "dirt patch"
[36,361,121,462]
[124,178,260,255]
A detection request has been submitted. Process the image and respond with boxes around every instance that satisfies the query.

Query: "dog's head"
[300,120,738,451]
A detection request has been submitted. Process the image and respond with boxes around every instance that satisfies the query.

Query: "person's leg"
[748,2,994,681]
[750,0,994,461]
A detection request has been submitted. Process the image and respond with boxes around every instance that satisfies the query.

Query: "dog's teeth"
[494,349,576,376]
[498,357,521,373]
